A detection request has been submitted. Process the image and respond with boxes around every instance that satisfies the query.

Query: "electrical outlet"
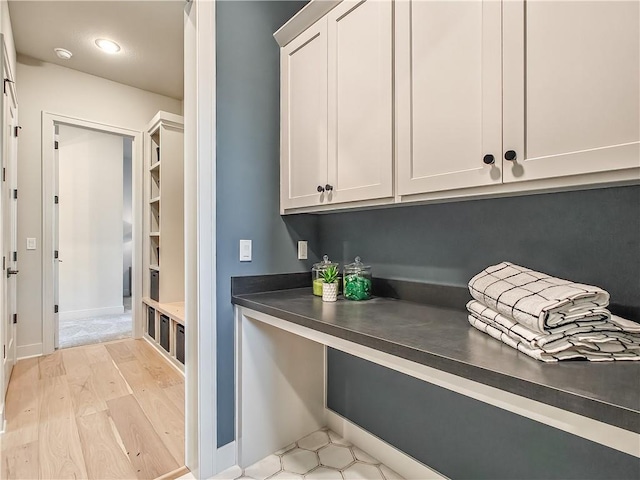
[297,241,308,260]
[239,239,252,262]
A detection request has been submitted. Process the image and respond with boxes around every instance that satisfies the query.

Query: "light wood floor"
[1,338,186,480]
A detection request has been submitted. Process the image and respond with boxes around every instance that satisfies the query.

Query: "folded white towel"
[468,262,610,333]
[467,300,640,362]
[468,314,640,362]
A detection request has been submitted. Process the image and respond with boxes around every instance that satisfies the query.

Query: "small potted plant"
[321,265,340,302]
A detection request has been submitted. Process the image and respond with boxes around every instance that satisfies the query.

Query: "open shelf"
[144,111,184,370]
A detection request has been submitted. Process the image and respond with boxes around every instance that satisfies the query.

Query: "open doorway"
[54,124,134,349]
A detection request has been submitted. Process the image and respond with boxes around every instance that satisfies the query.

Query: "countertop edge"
[232,294,640,434]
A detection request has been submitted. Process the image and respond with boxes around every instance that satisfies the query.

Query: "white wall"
[16,55,181,355]
[58,125,124,320]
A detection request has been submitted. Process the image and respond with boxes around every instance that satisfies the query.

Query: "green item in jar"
[313,278,324,296]
[343,275,372,300]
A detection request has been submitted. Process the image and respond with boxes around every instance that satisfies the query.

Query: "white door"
[281,19,329,211]
[327,0,393,204]
[1,37,18,396]
[396,0,502,196]
[503,0,640,183]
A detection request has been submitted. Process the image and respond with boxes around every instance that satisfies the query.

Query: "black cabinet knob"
[483,154,495,165]
[504,150,517,161]
[317,185,325,193]
[325,184,333,191]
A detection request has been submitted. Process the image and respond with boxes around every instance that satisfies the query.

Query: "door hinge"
[54,195,59,204]
[54,140,59,150]
[12,313,17,324]
[3,78,14,94]
[12,189,17,199]
[12,251,17,262]
[2,256,4,270]
[54,305,59,314]
[3,344,5,359]
[14,125,21,137]
[54,250,59,259]
[2,167,5,182]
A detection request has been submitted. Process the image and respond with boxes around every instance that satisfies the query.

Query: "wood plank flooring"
[1,339,185,480]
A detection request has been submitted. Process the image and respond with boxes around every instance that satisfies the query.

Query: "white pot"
[322,282,338,302]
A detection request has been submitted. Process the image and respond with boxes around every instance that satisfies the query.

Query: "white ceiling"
[8,0,184,100]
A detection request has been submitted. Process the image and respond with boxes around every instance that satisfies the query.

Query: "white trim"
[238,307,639,458]
[16,342,43,359]
[58,305,125,321]
[273,0,342,47]
[184,0,218,478]
[325,409,445,480]
[215,441,237,474]
[41,112,144,355]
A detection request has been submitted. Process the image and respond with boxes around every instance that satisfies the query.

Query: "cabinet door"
[503,0,640,183]
[396,0,502,196]
[281,19,329,211]
[326,0,393,204]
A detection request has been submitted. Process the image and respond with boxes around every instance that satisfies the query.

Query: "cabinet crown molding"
[274,0,342,47]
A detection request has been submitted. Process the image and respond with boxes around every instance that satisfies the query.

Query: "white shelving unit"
[142,111,185,370]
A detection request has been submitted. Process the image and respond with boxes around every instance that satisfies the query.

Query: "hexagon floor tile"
[318,444,354,469]
[343,463,385,480]
[230,428,405,480]
[244,455,282,480]
[298,430,331,451]
[305,467,343,480]
[281,448,320,475]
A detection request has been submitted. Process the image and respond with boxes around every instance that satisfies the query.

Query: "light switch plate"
[239,239,252,262]
[26,238,36,250]
[297,241,308,260]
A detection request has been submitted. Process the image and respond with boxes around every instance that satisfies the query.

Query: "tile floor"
[215,428,404,480]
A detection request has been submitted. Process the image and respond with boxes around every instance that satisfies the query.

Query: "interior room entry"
[55,124,133,349]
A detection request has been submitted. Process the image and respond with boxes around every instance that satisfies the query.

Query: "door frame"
[41,112,143,354]
[0,31,18,420]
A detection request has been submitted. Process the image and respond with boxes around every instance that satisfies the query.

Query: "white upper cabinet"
[281,20,329,210]
[396,0,502,195]
[503,0,640,183]
[278,0,639,213]
[327,0,393,204]
[279,0,393,212]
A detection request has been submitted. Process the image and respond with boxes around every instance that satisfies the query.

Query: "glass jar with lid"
[343,256,372,301]
[311,255,339,296]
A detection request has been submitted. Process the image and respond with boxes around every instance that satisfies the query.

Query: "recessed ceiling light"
[54,48,73,60]
[95,38,121,54]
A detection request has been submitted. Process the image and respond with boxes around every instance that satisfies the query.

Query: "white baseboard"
[325,409,445,480]
[59,305,125,321]
[17,343,43,359]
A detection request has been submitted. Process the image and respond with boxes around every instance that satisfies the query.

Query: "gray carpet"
[59,297,132,349]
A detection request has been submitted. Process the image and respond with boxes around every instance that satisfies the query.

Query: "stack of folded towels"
[467,262,640,362]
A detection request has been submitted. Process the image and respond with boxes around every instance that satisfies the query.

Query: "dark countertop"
[232,285,640,434]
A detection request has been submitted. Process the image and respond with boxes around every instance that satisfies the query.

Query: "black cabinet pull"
[317,185,325,193]
[504,150,517,161]
[325,184,333,191]
[483,154,495,165]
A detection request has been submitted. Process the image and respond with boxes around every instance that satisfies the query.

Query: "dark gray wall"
[319,186,640,313]
[216,0,314,447]
[328,349,640,480]
[321,185,640,477]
